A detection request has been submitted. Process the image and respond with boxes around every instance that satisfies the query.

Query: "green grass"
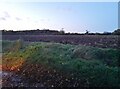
[2,40,120,87]
[22,41,119,67]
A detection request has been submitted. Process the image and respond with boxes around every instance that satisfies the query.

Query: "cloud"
[0,17,6,21]
[15,17,22,21]
[0,11,11,21]
[0,11,24,21]
[26,17,30,20]
[3,11,10,18]
[39,19,45,21]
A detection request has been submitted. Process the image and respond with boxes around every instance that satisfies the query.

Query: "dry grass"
[2,55,25,71]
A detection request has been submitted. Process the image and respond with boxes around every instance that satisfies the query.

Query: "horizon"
[1,29,117,34]
[0,2,118,33]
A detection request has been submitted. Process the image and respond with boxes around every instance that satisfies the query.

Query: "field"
[2,35,119,49]
[1,1,119,88]
[2,36,120,88]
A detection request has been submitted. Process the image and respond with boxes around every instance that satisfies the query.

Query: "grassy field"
[2,40,120,87]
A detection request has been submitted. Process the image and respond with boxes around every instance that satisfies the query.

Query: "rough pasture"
[2,35,119,49]
[2,41,120,87]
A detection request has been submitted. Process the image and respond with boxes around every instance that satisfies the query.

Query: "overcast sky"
[0,2,118,33]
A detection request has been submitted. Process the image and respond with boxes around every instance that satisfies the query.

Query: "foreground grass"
[2,40,120,87]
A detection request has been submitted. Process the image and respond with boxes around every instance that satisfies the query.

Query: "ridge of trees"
[1,28,120,35]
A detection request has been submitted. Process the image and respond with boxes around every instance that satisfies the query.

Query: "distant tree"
[85,30,90,35]
[103,32,112,35]
[9,30,13,32]
[60,28,65,34]
[37,29,40,30]
[95,32,101,35]
[113,29,120,35]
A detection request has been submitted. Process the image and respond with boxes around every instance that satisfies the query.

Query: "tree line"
[1,28,120,35]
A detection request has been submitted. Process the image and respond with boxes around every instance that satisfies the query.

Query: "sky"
[0,2,118,33]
